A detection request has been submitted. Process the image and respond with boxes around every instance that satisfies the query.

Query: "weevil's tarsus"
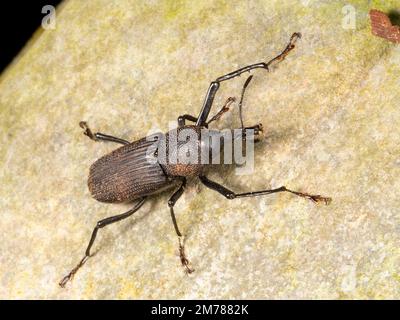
[196,32,301,126]
[79,121,96,140]
[59,198,146,288]
[179,236,194,274]
[206,97,236,126]
[168,179,194,273]
[199,175,331,205]
[79,121,130,145]
[59,255,89,288]
[287,190,332,205]
[265,32,301,71]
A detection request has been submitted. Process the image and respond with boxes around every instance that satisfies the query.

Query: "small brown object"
[370,9,400,43]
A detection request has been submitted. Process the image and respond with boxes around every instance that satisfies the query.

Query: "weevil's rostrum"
[59,33,331,288]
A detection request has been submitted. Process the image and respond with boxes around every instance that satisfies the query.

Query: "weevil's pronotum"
[60,33,331,287]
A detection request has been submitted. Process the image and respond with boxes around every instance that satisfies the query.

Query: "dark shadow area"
[0,1,62,74]
[388,9,400,27]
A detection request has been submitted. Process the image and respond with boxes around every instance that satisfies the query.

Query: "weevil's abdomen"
[88,137,172,203]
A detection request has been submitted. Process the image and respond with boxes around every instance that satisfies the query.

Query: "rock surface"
[0,0,399,299]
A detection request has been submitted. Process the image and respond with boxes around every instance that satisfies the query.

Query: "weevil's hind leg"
[79,121,130,145]
[177,114,198,127]
[59,197,146,288]
[168,178,194,274]
[199,176,331,205]
[196,32,301,126]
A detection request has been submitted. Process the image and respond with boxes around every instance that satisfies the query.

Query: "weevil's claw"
[79,121,97,141]
[178,237,194,274]
[288,33,302,51]
[59,255,89,288]
[308,195,332,205]
[59,274,73,288]
[286,188,331,206]
[291,32,302,42]
[266,32,302,70]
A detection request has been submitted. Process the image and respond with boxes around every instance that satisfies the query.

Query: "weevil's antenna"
[238,75,253,130]
[206,97,236,126]
[207,75,254,128]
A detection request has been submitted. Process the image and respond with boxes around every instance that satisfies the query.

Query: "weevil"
[59,33,331,287]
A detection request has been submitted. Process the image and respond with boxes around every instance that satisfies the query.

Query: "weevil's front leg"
[59,197,146,288]
[199,176,331,205]
[79,121,130,145]
[180,96,236,128]
[196,32,301,126]
[168,178,194,274]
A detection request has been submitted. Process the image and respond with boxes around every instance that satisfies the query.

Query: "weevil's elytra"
[88,137,173,203]
[59,33,332,288]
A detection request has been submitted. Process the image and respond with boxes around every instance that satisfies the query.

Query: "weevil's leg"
[177,114,198,127]
[238,75,253,129]
[207,77,253,127]
[206,97,236,126]
[59,197,146,288]
[196,33,301,126]
[168,178,194,274]
[79,121,130,145]
[199,176,331,205]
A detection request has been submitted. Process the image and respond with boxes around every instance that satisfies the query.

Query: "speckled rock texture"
[1,0,399,299]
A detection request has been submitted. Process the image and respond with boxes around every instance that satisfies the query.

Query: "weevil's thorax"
[158,125,206,177]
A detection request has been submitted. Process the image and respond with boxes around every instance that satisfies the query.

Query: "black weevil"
[59,33,331,287]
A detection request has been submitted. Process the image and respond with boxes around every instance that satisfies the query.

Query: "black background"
[0,1,62,73]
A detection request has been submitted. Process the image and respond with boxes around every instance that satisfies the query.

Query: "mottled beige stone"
[1,0,399,299]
